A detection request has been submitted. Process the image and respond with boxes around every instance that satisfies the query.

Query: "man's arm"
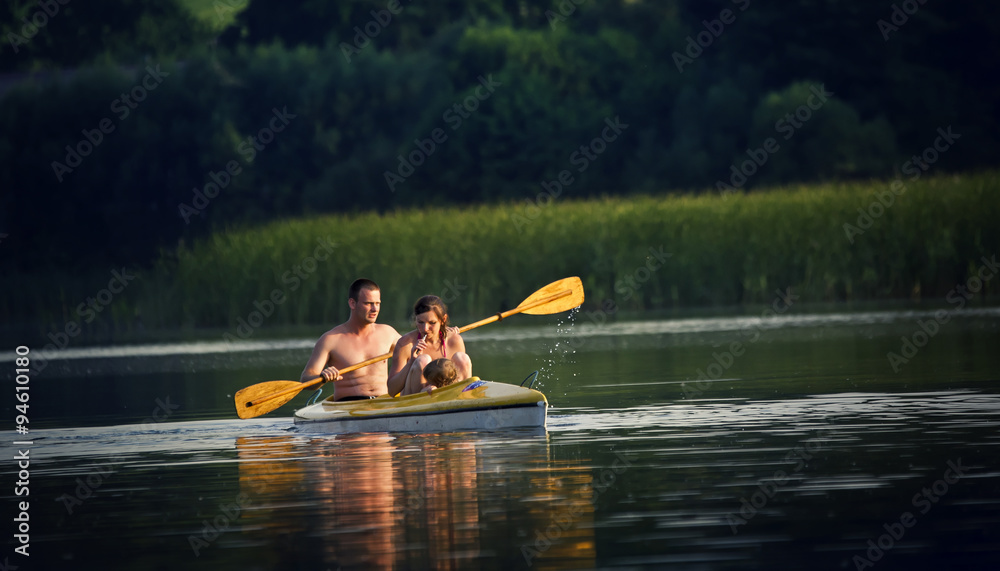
[300,334,339,383]
[382,325,402,359]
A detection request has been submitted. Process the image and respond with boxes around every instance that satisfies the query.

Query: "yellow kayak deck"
[293,379,548,433]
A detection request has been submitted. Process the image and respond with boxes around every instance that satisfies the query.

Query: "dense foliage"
[2,0,997,277]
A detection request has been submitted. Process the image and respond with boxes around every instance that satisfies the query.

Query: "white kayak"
[293,378,548,434]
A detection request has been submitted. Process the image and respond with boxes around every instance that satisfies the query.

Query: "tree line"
[1,0,997,276]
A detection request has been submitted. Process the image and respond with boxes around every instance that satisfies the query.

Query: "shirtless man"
[300,279,400,401]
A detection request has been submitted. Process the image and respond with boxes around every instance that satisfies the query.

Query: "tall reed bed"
[134,170,999,331]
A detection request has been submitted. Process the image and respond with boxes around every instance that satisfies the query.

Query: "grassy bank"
[138,170,999,332]
[7,170,999,342]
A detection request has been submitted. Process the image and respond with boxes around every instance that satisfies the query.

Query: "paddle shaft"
[243,287,574,409]
[245,351,392,408]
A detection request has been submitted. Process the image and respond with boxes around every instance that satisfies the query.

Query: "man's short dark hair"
[349,278,380,301]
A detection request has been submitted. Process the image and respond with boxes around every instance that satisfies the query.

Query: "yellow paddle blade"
[517,276,584,315]
[235,381,306,419]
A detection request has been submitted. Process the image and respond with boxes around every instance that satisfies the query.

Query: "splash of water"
[537,306,580,390]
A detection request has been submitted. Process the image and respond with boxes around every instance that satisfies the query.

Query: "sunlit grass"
[138,170,999,332]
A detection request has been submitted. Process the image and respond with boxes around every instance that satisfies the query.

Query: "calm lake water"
[3,305,1000,570]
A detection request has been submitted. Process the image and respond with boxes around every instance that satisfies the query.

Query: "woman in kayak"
[387,295,472,396]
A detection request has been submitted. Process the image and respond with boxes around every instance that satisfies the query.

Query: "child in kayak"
[418,358,461,394]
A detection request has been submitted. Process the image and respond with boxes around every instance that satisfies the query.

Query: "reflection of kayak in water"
[294,378,548,433]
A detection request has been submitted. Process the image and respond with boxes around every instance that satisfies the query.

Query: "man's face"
[351,288,381,323]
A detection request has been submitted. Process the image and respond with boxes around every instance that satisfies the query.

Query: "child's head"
[424,358,459,388]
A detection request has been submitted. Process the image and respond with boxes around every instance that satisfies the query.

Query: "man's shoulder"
[320,323,397,342]
[317,323,351,342]
[395,329,418,344]
[374,323,401,337]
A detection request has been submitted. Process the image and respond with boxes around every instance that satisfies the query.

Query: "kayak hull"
[293,379,547,434]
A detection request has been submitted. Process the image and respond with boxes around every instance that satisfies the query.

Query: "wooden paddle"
[234,276,584,419]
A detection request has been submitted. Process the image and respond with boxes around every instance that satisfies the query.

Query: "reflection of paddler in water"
[238,434,398,569]
[517,462,597,569]
[394,435,481,569]
[398,436,596,569]
[312,433,397,569]
[309,434,481,569]
[387,295,472,397]
[234,436,310,567]
[235,434,592,568]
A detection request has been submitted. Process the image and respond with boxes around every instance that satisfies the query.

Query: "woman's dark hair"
[413,295,448,329]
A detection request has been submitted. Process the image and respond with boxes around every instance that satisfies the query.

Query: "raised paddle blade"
[517,276,584,315]
[235,381,307,419]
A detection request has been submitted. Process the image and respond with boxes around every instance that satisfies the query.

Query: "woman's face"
[415,310,442,339]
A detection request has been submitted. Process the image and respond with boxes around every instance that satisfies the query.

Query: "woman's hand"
[445,326,460,339]
[411,335,428,359]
